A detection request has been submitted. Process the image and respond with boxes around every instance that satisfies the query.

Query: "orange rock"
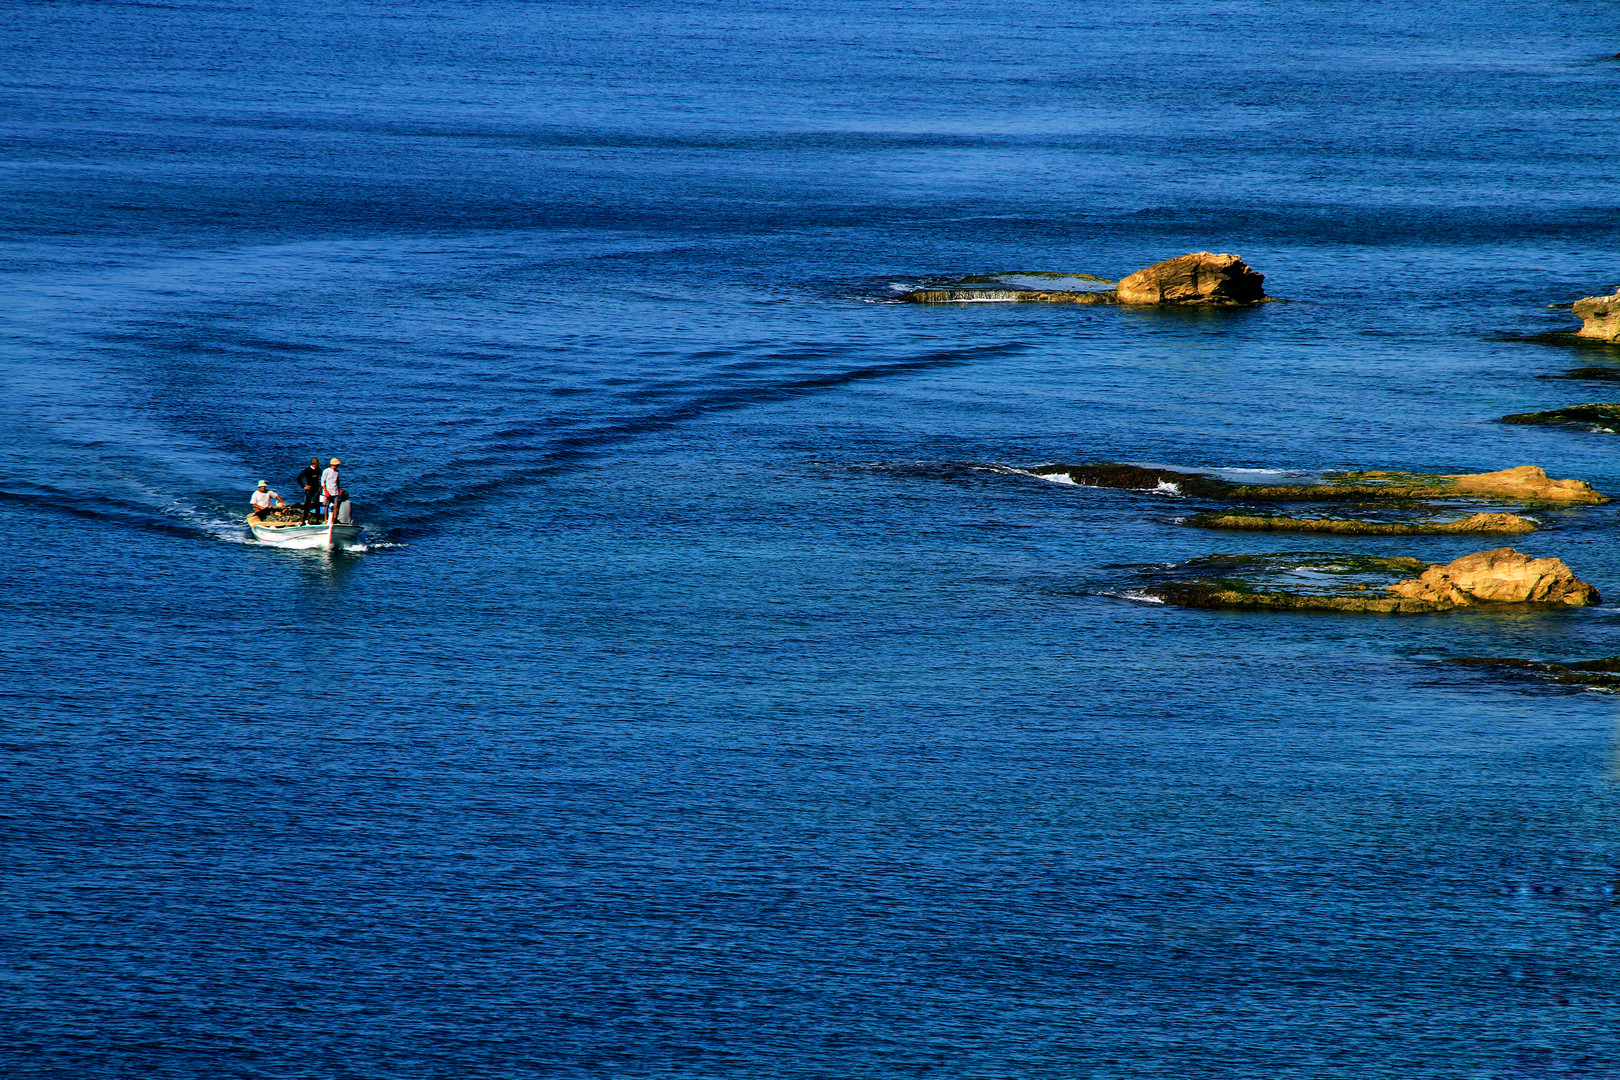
[1572,289,1620,341]
[1445,465,1606,504]
[1385,548,1599,607]
[1115,252,1267,306]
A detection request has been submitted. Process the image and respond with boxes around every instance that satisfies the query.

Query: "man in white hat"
[320,458,342,517]
[249,480,286,520]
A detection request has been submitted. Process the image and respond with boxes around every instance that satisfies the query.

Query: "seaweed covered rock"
[1501,403,1620,428]
[897,255,1269,306]
[1032,462,1608,505]
[1180,510,1536,536]
[1135,548,1598,613]
[1447,654,1620,689]
[1041,462,1231,498]
[1572,289,1620,342]
[1139,553,1428,612]
[1115,252,1267,307]
[1385,548,1598,607]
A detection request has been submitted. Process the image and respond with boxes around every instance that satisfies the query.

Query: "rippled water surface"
[6,2,1620,1077]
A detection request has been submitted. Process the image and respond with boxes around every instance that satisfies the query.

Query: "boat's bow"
[247,515,362,549]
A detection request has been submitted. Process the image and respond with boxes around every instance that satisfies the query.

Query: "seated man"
[249,480,286,520]
[333,488,354,526]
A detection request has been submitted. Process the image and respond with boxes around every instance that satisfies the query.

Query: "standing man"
[321,457,342,519]
[296,456,322,523]
[249,480,286,520]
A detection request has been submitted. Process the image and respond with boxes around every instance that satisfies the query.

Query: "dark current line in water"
[379,342,1030,538]
[0,342,1031,545]
[0,485,212,542]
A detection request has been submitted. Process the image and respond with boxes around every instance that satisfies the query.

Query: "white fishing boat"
[246,509,360,549]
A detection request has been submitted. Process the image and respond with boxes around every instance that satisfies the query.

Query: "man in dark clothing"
[295,456,322,523]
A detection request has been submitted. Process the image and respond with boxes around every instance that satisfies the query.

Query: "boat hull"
[247,517,362,549]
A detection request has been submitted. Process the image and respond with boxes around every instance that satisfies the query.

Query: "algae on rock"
[1134,548,1598,614]
[1447,654,1620,690]
[897,252,1269,307]
[1181,510,1536,536]
[1501,403,1620,428]
[1035,462,1607,505]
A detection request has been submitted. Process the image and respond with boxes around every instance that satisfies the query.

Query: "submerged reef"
[1136,548,1598,613]
[1501,403,1620,429]
[1446,654,1620,690]
[899,288,1116,305]
[954,271,1116,285]
[1543,366,1620,381]
[1034,462,1608,505]
[1522,290,1620,346]
[1181,510,1537,536]
[899,252,1269,307]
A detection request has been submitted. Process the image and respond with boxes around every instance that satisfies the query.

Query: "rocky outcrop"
[1115,252,1267,307]
[1501,404,1620,428]
[1138,548,1598,613]
[1444,465,1607,502]
[1385,548,1598,607]
[1572,290,1620,341]
[898,254,1268,306]
[1140,553,1431,612]
[1181,511,1536,536]
[1034,462,1608,505]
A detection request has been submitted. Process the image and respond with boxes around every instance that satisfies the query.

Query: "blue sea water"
[6,1,1620,1076]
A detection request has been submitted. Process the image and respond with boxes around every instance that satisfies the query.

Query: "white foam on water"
[182,511,260,545]
[997,466,1079,485]
[129,485,260,545]
[1005,467,1184,494]
[1100,589,1167,605]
